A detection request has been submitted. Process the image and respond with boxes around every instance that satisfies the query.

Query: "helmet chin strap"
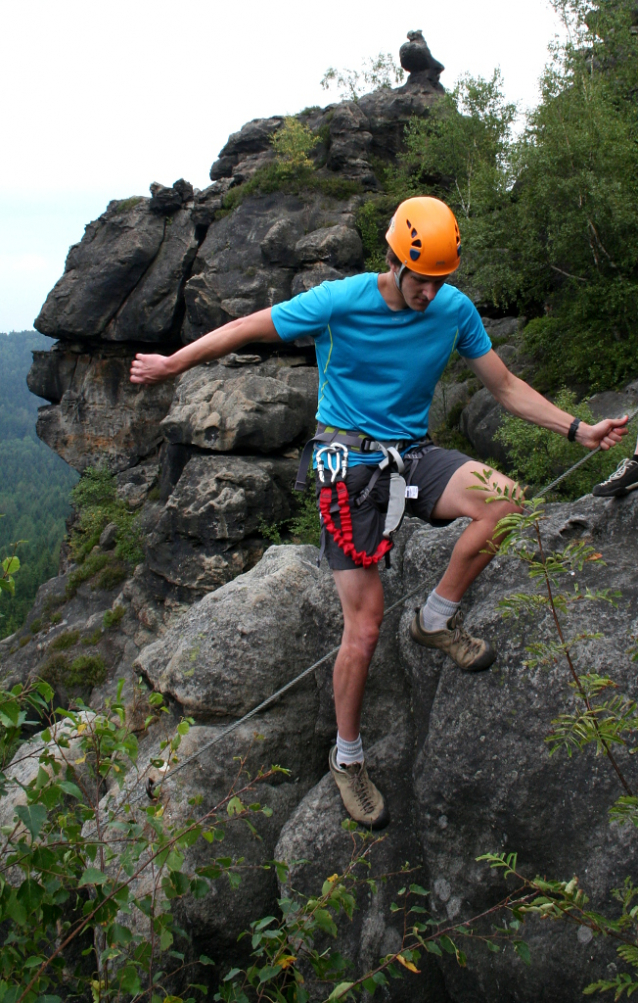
[394,263,408,293]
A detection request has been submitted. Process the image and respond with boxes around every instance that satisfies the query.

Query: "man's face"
[398,269,446,311]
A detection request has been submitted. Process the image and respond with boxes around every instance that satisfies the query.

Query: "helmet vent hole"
[411,239,422,248]
[406,218,412,228]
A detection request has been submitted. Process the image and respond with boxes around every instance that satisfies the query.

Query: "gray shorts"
[316,443,471,572]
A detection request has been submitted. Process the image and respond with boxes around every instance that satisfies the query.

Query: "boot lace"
[449,610,484,656]
[603,458,637,484]
[351,766,377,816]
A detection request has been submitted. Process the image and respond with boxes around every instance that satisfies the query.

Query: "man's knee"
[343,613,381,658]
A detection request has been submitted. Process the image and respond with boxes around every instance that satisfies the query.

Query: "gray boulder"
[102,207,199,342]
[428,380,471,435]
[137,544,324,717]
[399,30,445,81]
[145,455,299,591]
[260,217,303,266]
[395,493,638,1002]
[35,199,166,340]
[295,225,364,269]
[460,387,508,465]
[274,730,449,1003]
[209,117,284,180]
[181,192,359,343]
[481,316,520,341]
[291,263,344,296]
[115,461,160,509]
[587,389,638,421]
[160,363,317,453]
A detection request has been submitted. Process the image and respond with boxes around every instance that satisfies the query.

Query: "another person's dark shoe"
[410,609,496,672]
[592,458,638,498]
[329,747,390,830]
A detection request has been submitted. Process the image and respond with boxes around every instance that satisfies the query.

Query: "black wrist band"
[567,417,581,443]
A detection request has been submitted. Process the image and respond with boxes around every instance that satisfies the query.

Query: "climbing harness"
[133,407,638,803]
[297,424,435,568]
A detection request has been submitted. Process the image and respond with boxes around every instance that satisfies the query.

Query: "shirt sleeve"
[455,293,492,359]
[271,281,334,343]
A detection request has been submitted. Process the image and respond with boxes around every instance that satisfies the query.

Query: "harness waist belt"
[295,423,424,491]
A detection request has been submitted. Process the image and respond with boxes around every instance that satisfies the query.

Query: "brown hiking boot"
[329,746,390,830]
[409,609,496,672]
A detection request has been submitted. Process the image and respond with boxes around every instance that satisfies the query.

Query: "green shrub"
[220,162,362,215]
[288,490,321,548]
[496,388,636,499]
[68,467,143,583]
[81,628,103,646]
[522,315,638,394]
[113,195,143,213]
[66,653,107,686]
[66,551,108,597]
[42,651,107,688]
[355,196,403,271]
[258,519,283,546]
[270,116,320,172]
[103,604,126,629]
[30,618,42,634]
[49,629,80,651]
[94,560,127,591]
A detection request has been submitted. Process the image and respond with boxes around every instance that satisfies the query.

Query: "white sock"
[336,733,364,767]
[419,589,461,632]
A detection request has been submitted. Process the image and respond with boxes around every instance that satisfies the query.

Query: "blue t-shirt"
[271,273,492,465]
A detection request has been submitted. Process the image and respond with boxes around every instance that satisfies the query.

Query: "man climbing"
[130,196,628,830]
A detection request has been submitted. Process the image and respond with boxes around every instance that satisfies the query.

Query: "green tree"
[0,332,77,639]
[320,53,404,101]
[507,0,638,389]
[270,117,320,173]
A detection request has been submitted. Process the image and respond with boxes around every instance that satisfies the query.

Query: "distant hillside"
[0,331,78,638]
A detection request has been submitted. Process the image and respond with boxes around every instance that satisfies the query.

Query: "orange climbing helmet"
[385,196,461,277]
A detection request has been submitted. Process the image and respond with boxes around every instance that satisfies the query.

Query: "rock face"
[27,33,448,603]
[5,466,638,1000]
[145,454,298,591]
[28,344,176,472]
[160,360,318,452]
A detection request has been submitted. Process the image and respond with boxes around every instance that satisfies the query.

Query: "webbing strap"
[295,424,416,491]
[384,472,407,538]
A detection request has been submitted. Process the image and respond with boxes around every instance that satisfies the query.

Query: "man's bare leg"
[328,565,389,829]
[410,461,522,669]
[430,461,522,601]
[332,565,384,741]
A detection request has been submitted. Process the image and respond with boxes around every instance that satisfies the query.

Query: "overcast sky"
[0,0,563,333]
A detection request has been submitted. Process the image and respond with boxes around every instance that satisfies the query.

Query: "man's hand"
[578,416,629,451]
[130,353,175,385]
[129,309,281,386]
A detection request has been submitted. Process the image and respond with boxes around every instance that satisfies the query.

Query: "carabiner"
[316,444,349,484]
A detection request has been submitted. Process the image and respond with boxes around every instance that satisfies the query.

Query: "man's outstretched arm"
[466,349,628,451]
[129,308,282,385]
